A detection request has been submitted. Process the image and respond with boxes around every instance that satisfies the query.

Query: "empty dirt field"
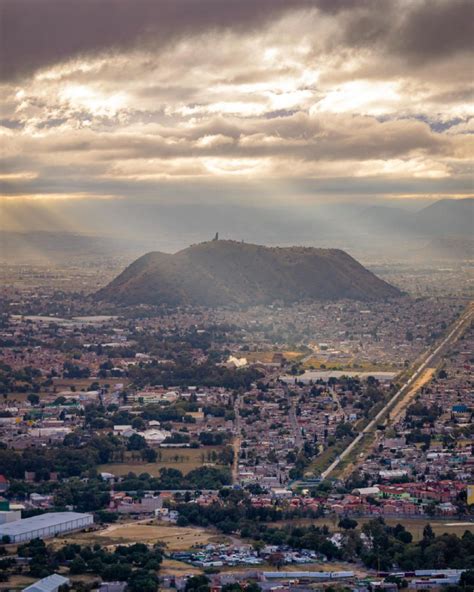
[160,558,203,576]
[61,522,228,550]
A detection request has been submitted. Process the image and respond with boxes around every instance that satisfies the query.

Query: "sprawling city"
[0,249,472,591]
[1,1,473,591]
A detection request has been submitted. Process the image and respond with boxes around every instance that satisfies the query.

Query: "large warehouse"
[0,512,93,543]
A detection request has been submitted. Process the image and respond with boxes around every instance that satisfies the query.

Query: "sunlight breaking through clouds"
[1,0,473,205]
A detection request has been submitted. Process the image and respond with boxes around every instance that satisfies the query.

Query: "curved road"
[320,302,473,480]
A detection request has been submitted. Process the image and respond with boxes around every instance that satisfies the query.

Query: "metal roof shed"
[0,511,93,543]
[23,573,70,592]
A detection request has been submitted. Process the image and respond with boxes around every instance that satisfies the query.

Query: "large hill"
[96,240,401,306]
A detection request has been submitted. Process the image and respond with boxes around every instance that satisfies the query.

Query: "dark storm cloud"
[390,0,474,61]
[0,0,316,81]
[1,0,472,207]
[337,0,474,58]
[3,0,472,82]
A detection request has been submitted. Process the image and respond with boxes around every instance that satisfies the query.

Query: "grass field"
[61,522,228,551]
[160,558,202,576]
[98,447,225,476]
[302,355,397,372]
[270,516,474,542]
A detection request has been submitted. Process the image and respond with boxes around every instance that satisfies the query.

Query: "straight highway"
[320,302,473,480]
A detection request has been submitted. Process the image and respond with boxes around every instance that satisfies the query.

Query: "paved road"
[320,302,473,480]
[232,394,242,483]
[281,381,304,449]
[288,394,304,449]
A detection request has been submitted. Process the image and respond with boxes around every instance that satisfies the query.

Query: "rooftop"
[23,573,70,592]
[0,511,92,536]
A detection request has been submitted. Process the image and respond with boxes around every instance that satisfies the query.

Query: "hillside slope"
[96,240,401,306]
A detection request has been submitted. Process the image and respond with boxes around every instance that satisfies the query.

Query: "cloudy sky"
[1,0,473,232]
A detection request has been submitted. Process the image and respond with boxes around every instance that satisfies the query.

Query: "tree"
[126,569,159,592]
[393,524,412,544]
[131,417,146,431]
[460,570,474,587]
[141,447,157,462]
[69,557,87,574]
[185,574,210,592]
[245,584,262,592]
[102,563,132,582]
[27,393,40,406]
[127,433,147,451]
[423,524,435,541]
[339,517,358,530]
[252,540,265,556]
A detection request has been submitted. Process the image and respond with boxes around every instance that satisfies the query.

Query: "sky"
[0,0,473,235]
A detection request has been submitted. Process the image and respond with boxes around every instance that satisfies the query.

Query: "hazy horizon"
[1,0,473,247]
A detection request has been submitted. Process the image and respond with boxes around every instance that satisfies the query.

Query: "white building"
[0,510,21,524]
[139,429,171,444]
[24,573,70,592]
[0,512,93,543]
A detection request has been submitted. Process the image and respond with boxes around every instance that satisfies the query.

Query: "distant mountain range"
[357,198,474,238]
[0,232,157,265]
[1,197,472,265]
[96,240,401,306]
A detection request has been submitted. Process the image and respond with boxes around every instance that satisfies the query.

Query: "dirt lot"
[98,447,225,476]
[0,575,36,591]
[60,522,229,551]
[160,558,203,576]
[243,350,302,363]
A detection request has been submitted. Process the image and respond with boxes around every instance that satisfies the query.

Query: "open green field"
[99,446,225,476]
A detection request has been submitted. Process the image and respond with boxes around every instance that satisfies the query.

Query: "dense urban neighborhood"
[0,269,472,591]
